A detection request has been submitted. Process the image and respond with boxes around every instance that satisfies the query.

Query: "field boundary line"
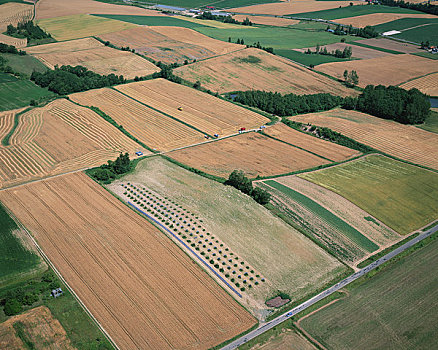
[2,205,120,350]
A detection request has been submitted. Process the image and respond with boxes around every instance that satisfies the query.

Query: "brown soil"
[233,15,299,26]
[0,306,74,350]
[168,132,331,178]
[335,13,436,27]
[297,42,391,59]
[266,296,290,308]
[174,48,356,96]
[353,38,422,54]
[0,173,256,350]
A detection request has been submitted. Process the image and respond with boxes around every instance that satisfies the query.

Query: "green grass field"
[0,53,48,76]
[0,203,40,284]
[0,79,54,111]
[93,14,209,28]
[417,110,438,133]
[292,4,420,20]
[300,235,438,349]
[0,72,18,83]
[374,18,438,45]
[412,52,438,60]
[276,49,353,66]
[264,180,379,253]
[299,155,438,235]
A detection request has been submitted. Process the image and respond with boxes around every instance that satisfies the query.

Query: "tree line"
[0,43,26,55]
[197,12,253,26]
[306,44,352,59]
[225,170,271,205]
[380,0,438,16]
[6,21,52,42]
[31,65,125,95]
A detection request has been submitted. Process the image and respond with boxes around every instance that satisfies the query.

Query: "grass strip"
[13,322,35,350]
[349,41,404,54]
[412,51,438,60]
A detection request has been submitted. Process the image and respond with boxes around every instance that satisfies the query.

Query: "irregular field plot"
[264,123,360,162]
[110,157,346,315]
[95,14,209,28]
[233,15,299,27]
[400,72,438,96]
[69,88,205,151]
[0,172,256,350]
[353,38,422,54]
[36,14,138,41]
[0,99,140,189]
[258,176,399,264]
[0,306,74,349]
[0,2,33,32]
[115,78,269,137]
[300,236,438,350]
[292,108,438,170]
[99,26,243,65]
[168,132,332,178]
[316,54,438,87]
[0,53,48,76]
[296,42,391,60]
[334,12,435,27]
[0,79,54,111]
[298,155,438,234]
[174,48,355,96]
[26,37,159,80]
[373,18,438,45]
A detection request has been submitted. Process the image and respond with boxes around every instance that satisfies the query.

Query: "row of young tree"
[31,65,125,95]
[228,38,274,54]
[6,21,52,41]
[306,44,352,59]
[225,170,271,205]
[233,90,343,116]
[343,85,430,124]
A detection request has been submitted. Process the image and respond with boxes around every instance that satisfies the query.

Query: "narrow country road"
[222,223,438,350]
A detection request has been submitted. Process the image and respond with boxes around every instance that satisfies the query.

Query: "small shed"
[51,288,63,298]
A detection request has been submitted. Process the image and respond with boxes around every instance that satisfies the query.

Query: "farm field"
[36,14,138,41]
[0,306,74,349]
[417,110,438,134]
[0,33,26,48]
[299,235,438,350]
[373,17,438,44]
[168,132,332,178]
[0,2,33,32]
[276,49,352,66]
[25,37,159,80]
[245,328,317,350]
[174,48,355,96]
[69,87,206,151]
[291,108,438,170]
[0,53,48,76]
[0,78,54,111]
[336,12,436,27]
[109,156,346,316]
[99,26,243,65]
[115,78,269,137]
[353,37,422,54]
[315,54,438,88]
[0,172,257,350]
[233,15,299,27]
[399,72,438,97]
[94,14,209,28]
[263,123,360,162]
[0,98,140,189]
[298,154,438,235]
[296,42,391,59]
[258,176,399,264]
[35,0,164,19]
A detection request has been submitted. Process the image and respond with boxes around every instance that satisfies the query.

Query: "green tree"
[251,187,271,205]
[4,298,22,316]
[225,170,253,195]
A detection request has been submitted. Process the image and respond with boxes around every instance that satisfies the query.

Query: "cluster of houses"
[152,4,231,18]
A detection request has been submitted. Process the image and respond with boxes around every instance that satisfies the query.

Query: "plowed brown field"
[233,15,299,26]
[335,13,436,27]
[0,99,140,189]
[168,132,331,178]
[399,72,438,96]
[316,54,438,87]
[353,38,422,54]
[296,42,391,59]
[26,37,159,79]
[0,2,33,32]
[291,108,438,170]
[115,78,269,137]
[35,0,164,19]
[0,33,26,48]
[99,26,243,65]
[69,88,205,151]
[0,172,256,350]
[264,123,360,162]
[174,48,356,96]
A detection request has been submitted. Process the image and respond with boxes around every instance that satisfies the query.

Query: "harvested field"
[233,15,299,27]
[0,99,140,189]
[316,54,438,88]
[26,37,159,80]
[228,1,363,16]
[69,87,205,151]
[353,37,422,54]
[0,2,33,32]
[99,26,243,65]
[335,13,436,27]
[291,108,438,170]
[399,72,438,96]
[110,157,346,317]
[35,0,163,20]
[298,154,438,234]
[36,14,138,42]
[174,48,356,96]
[0,33,26,49]
[168,132,332,178]
[258,176,400,264]
[0,172,256,350]
[115,78,269,137]
[296,42,391,59]
[0,306,74,350]
[264,123,360,162]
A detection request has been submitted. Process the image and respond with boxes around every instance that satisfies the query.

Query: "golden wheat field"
[399,73,438,97]
[0,2,33,32]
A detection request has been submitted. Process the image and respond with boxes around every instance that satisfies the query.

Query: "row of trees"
[6,21,52,41]
[0,43,26,55]
[306,45,352,59]
[90,153,132,183]
[228,38,274,53]
[197,12,253,26]
[380,0,438,16]
[343,85,430,124]
[233,90,343,116]
[225,170,271,205]
[328,24,379,38]
[31,65,125,95]
[343,69,359,86]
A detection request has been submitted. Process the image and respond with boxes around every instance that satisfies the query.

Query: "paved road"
[222,224,438,349]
